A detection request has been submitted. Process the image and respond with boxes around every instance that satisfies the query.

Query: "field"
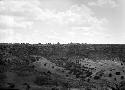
[0,43,125,90]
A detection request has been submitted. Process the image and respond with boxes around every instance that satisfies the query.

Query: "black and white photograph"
[0,0,125,90]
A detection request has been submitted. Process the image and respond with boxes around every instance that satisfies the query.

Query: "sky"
[0,0,124,44]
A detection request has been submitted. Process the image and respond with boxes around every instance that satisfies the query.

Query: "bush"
[34,75,59,86]
[0,73,7,87]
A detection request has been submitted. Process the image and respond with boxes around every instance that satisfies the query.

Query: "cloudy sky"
[0,0,124,44]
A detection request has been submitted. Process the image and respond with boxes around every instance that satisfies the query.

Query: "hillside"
[0,43,125,90]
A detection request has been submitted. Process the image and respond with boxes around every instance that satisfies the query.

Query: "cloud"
[88,0,119,8]
[0,0,110,44]
[0,15,33,29]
